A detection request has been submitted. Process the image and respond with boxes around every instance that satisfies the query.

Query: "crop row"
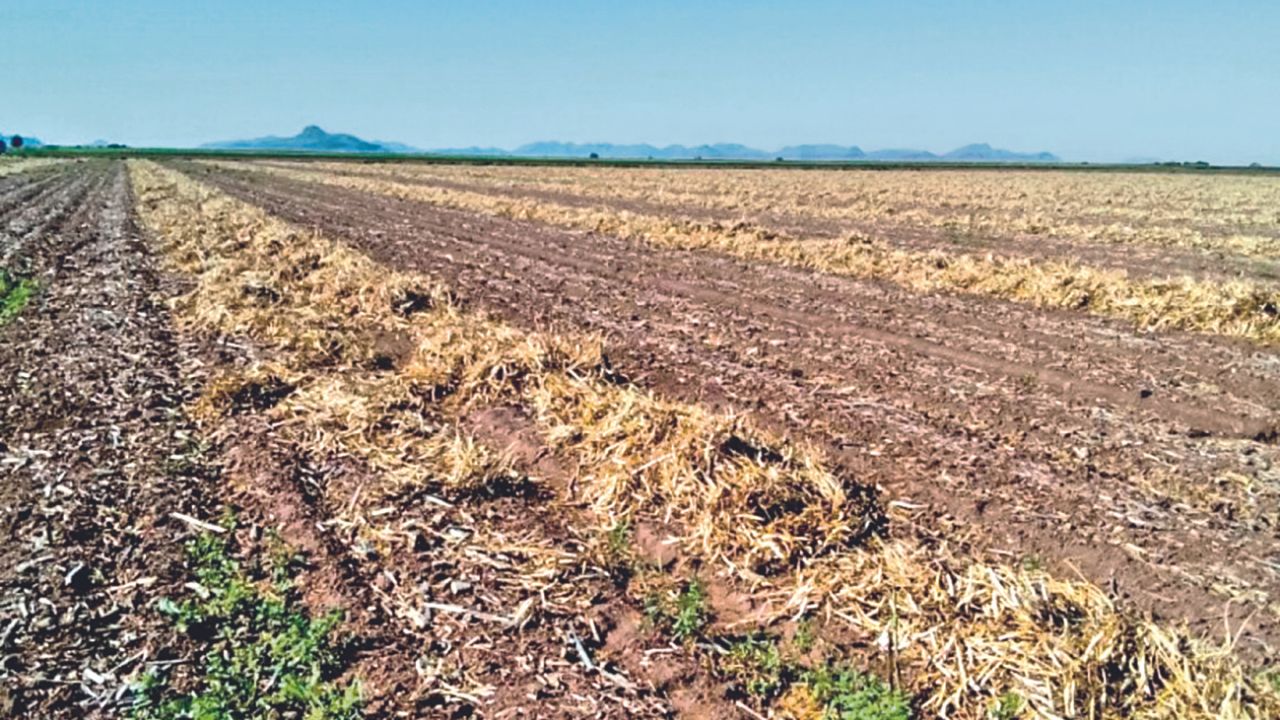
[236,161,1280,346]
[138,160,1280,718]
[262,160,1280,259]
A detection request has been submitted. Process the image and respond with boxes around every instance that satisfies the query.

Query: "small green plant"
[642,577,710,643]
[1260,666,1280,694]
[606,520,631,558]
[672,579,709,642]
[793,618,816,653]
[1020,554,1044,573]
[805,664,911,720]
[642,590,668,627]
[598,520,635,579]
[722,634,785,699]
[266,530,307,588]
[163,435,212,478]
[131,527,361,719]
[988,691,1029,717]
[0,268,37,324]
[988,691,1025,719]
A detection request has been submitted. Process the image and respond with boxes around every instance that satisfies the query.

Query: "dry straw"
[133,160,1280,718]
[235,160,1280,346]
[0,157,64,177]
[266,159,1280,259]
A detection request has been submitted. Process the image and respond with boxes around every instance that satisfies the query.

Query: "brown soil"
[0,159,896,719]
[181,160,1280,660]
[210,418,432,717]
[263,160,1280,284]
[203,401,697,718]
[0,162,217,717]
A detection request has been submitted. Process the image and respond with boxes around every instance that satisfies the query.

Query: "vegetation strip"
[132,524,362,720]
[0,268,37,323]
[134,160,1280,718]
[239,160,1280,345]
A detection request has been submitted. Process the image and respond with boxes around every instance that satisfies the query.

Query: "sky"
[2,1,1278,164]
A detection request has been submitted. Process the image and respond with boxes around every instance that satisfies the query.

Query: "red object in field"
[10,136,23,149]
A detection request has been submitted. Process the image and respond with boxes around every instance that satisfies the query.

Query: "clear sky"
[3,1,1277,164]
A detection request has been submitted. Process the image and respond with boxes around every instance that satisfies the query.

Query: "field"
[1,156,1278,719]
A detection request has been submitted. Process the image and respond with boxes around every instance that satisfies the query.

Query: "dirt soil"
[0,161,219,717]
[181,160,1280,660]
[261,160,1280,284]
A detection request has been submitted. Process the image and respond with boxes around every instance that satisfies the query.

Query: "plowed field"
[2,157,1278,719]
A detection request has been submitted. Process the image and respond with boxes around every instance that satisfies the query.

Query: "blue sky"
[3,1,1277,163]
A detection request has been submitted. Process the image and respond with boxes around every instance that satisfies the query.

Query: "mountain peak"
[201,125,395,153]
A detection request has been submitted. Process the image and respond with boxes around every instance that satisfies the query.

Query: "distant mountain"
[507,142,773,160]
[778,144,865,160]
[202,125,391,153]
[196,127,1060,162]
[373,139,425,154]
[865,148,940,161]
[942,143,1058,162]
[476,141,1057,162]
[683,143,773,160]
[430,146,510,157]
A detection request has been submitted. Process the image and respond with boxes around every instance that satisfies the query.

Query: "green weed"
[643,577,710,643]
[0,268,37,324]
[1261,666,1280,694]
[131,527,361,719]
[988,691,1025,719]
[793,618,816,653]
[804,664,912,720]
[598,520,634,579]
[672,579,709,641]
[721,634,786,699]
[606,520,631,559]
[1020,554,1045,573]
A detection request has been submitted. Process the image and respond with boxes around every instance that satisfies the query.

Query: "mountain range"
[201,126,1061,163]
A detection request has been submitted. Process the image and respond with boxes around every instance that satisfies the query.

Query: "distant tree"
[1249,162,1263,169]
[775,156,784,162]
[588,152,599,160]
[0,138,6,154]
[9,135,23,149]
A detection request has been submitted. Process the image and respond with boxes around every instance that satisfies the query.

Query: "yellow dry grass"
[232,161,1280,345]
[131,159,870,574]
[0,157,63,176]
[133,159,1280,719]
[258,159,1280,258]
